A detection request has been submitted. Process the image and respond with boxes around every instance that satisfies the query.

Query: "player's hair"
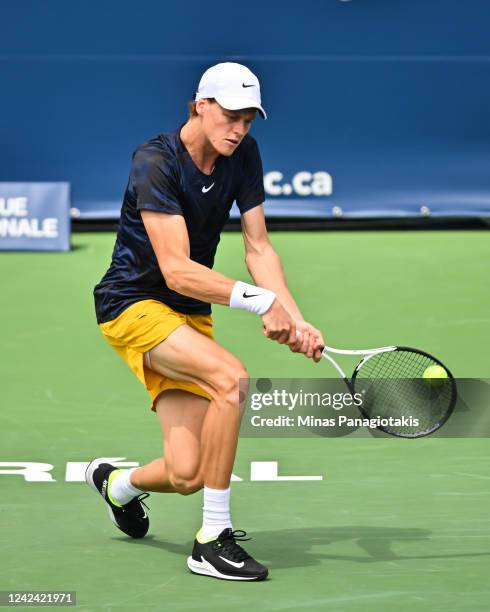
[187,98,216,118]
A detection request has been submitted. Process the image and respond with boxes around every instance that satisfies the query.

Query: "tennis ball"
[422,365,448,384]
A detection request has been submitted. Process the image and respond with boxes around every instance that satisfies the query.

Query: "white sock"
[108,468,144,506]
[198,486,233,542]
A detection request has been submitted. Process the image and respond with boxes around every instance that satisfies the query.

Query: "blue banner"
[0,183,70,251]
[1,1,489,221]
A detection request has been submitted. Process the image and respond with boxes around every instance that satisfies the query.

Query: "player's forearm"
[164,258,234,305]
[245,245,304,321]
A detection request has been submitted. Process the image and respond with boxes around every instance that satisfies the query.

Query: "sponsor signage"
[264,171,333,197]
[0,182,70,251]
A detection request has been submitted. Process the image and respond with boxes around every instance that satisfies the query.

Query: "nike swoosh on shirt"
[202,183,215,193]
[218,556,245,568]
[242,83,255,88]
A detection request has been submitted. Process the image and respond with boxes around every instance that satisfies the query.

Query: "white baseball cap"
[195,62,267,119]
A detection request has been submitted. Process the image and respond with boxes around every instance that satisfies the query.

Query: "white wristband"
[230,281,276,315]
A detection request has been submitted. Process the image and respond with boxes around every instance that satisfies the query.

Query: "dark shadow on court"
[111,526,490,568]
[111,535,192,556]
[69,242,90,251]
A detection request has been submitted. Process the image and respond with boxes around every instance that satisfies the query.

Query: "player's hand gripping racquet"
[320,344,457,438]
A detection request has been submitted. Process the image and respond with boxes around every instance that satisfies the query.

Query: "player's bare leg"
[138,324,266,580]
[85,377,210,538]
[140,324,247,492]
[131,390,209,494]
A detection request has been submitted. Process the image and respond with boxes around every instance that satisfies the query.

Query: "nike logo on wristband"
[243,292,261,298]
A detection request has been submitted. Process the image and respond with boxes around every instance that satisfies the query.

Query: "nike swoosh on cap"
[242,83,255,88]
[218,556,245,568]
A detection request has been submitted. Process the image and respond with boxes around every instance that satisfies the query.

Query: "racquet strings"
[353,350,454,436]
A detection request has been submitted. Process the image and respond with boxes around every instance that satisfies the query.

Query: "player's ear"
[196,100,206,115]
[195,99,208,116]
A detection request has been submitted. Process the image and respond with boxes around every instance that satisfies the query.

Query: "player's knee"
[213,363,249,409]
[184,478,204,495]
[171,475,203,496]
[169,466,203,496]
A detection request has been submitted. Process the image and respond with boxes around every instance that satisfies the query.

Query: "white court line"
[455,472,490,480]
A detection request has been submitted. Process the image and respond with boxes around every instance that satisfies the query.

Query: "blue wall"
[1,0,489,219]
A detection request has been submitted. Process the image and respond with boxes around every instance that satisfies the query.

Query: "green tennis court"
[1,230,489,611]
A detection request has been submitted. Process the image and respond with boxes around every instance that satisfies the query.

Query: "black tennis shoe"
[85,459,149,539]
[187,528,268,581]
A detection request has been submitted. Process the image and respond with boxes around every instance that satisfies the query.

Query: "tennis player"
[86,62,324,581]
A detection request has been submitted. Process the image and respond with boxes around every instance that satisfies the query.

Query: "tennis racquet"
[320,344,457,438]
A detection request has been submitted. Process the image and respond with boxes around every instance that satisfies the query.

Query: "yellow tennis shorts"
[99,299,213,410]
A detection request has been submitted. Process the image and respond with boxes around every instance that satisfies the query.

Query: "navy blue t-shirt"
[94,128,265,323]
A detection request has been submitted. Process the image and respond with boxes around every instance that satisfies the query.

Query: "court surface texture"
[1,230,489,611]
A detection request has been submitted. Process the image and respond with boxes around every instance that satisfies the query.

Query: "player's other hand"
[261,300,296,346]
[291,321,324,362]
